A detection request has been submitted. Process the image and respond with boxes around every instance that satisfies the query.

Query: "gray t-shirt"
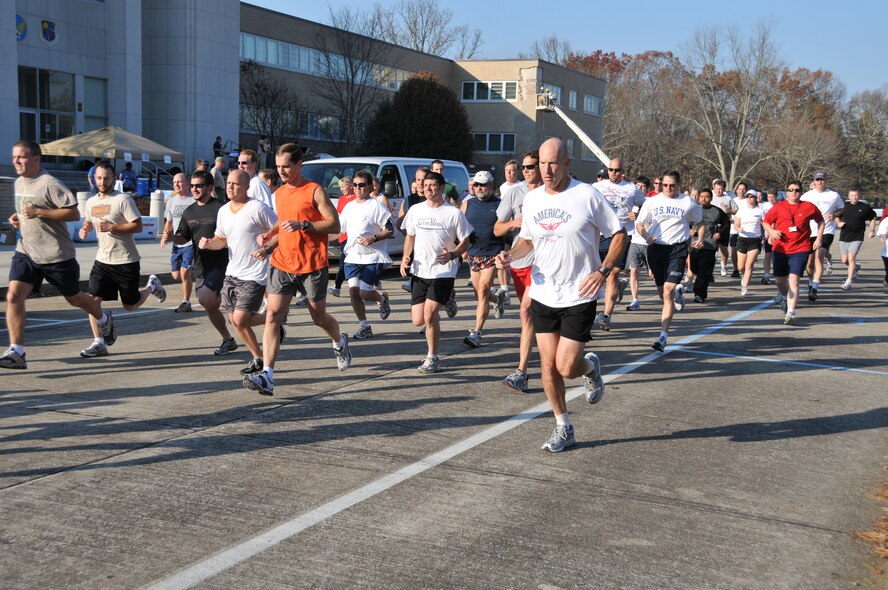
[496,183,533,269]
[84,191,142,265]
[15,171,77,264]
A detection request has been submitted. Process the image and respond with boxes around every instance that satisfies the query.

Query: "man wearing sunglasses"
[494,151,542,392]
[338,170,394,341]
[592,158,646,332]
[763,180,824,325]
[237,149,274,210]
[171,170,236,354]
[636,170,702,352]
[160,173,195,313]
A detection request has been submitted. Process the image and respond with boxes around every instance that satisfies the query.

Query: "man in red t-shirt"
[762,179,824,326]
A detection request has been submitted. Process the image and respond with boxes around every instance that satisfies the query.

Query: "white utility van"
[299,157,471,258]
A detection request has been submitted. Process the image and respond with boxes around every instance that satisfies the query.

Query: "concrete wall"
[142,0,240,167]
[108,1,142,134]
[0,0,18,160]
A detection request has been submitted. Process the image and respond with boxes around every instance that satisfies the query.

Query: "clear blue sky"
[247,0,885,97]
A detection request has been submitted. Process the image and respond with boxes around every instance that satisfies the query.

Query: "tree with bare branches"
[372,0,483,59]
[314,7,395,154]
[676,23,782,189]
[522,35,572,65]
[239,60,304,152]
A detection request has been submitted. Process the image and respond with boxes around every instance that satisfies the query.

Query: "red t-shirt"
[336,193,357,244]
[763,200,823,254]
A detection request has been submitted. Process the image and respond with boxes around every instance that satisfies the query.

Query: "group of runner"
[4,138,885,452]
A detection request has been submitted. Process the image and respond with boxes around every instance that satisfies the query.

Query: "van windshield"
[300,162,379,198]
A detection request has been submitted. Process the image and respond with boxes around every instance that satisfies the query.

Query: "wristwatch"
[300,220,310,231]
[597,264,611,278]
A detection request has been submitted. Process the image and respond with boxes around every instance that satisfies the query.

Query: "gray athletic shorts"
[839,240,863,255]
[220,276,265,313]
[268,266,328,302]
[626,242,648,270]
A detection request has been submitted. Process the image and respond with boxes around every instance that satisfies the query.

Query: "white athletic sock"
[335,334,347,349]
[10,343,24,355]
[98,311,109,326]
[95,337,105,346]
[360,320,370,329]
[812,280,820,289]
[555,412,572,428]
[582,357,594,375]
[263,367,274,379]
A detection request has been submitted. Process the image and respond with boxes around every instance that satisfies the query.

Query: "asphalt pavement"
[0,237,886,589]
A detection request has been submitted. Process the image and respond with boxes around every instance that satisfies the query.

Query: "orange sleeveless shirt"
[270,181,328,274]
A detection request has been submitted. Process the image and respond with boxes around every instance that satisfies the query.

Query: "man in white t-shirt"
[400,171,473,374]
[160,173,196,312]
[801,170,843,301]
[591,157,647,332]
[727,182,748,278]
[237,149,274,209]
[79,163,166,358]
[197,169,278,380]
[710,179,737,277]
[496,138,625,453]
[340,170,394,340]
[498,159,522,196]
[636,170,703,352]
[494,150,541,392]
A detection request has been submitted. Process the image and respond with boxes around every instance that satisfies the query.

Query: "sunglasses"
[607,167,622,172]
[237,161,251,166]
[191,183,207,189]
[353,182,369,188]
[472,183,488,188]
[661,183,677,188]
[786,188,801,193]
[521,164,538,170]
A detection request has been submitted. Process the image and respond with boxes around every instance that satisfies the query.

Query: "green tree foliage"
[362,72,473,163]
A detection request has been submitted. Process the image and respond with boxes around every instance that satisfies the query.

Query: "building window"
[472,133,516,153]
[18,66,76,143]
[239,32,412,91]
[569,90,577,111]
[462,81,518,102]
[566,138,575,158]
[83,77,108,132]
[584,94,602,116]
[580,144,596,161]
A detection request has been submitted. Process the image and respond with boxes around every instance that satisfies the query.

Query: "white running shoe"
[583,352,604,404]
[333,332,352,371]
[147,274,166,303]
[243,371,274,395]
[378,290,391,320]
[840,280,852,290]
[541,424,575,453]
[652,334,667,352]
[463,329,482,348]
[80,341,109,358]
[626,299,640,311]
[353,324,374,340]
[673,285,685,311]
[741,285,748,296]
[784,312,796,326]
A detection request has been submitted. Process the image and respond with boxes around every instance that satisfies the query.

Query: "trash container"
[136,177,154,197]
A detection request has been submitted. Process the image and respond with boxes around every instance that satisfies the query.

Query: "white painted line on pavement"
[146,300,773,590]
[682,349,888,376]
[0,308,169,334]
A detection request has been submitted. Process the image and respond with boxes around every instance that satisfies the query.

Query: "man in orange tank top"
[242,144,352,396]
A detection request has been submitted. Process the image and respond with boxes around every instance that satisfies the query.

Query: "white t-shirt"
[404,201,473,279]
[248,175,274,210]
[499,180,523,196]
[735,205,764,238]
[636,193,702,245]
[341,198,393,265]
[802,189,843,234]
[711,193,737,218]
[728,196,744,234]
[165,194,196,248]
[878,217,888,258]
[496,183,534,269]
[591,179,647,234]
[518,179,622,308]
[214,199,278,284]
